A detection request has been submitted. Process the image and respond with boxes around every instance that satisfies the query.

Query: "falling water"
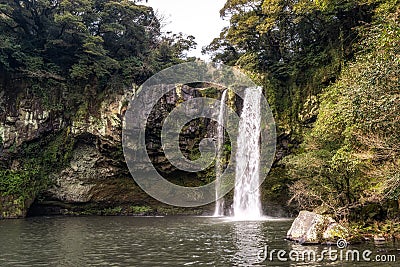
[214,90,228,216]
[233,87,263,220]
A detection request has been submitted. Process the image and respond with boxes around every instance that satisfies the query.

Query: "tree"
[0,0,196,86]
[285,2,400,219]
[206,0,375,131]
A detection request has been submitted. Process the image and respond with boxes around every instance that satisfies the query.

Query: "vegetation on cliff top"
[0,0,196,86]
[206,0,376,131]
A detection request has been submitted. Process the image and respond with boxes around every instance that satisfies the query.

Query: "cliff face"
[0,82,219,218]
[0,77,298,219]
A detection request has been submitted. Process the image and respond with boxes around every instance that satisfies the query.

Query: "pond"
[0,216,398,266]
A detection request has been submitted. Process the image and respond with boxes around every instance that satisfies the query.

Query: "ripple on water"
[0,216,399,266]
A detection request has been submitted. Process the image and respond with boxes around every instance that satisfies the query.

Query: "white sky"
[143,0,229,60]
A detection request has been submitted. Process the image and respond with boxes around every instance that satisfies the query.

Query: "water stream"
[233,87,263,220]
[214,90,228,217]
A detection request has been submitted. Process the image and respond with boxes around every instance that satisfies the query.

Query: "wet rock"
[0,195,34,219]
[286,210,350,244]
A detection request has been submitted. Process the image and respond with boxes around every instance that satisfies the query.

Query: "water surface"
[0,216,398,266]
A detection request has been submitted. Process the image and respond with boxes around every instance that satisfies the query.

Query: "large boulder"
[286,211,350,244]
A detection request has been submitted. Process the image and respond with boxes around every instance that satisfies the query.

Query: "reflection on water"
[0,216,398,266]
[232,221,265,266]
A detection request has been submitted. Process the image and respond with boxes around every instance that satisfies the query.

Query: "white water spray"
[214,90,228,216]
[233,87,263,220]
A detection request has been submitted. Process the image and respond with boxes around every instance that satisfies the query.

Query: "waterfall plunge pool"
[1,216,399,266]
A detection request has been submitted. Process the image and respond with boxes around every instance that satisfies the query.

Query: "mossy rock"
[0,195,34,219]
[287,211,353,244]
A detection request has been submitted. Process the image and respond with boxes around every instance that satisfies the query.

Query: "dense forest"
[0,0,196,83]
[0,0,399,237]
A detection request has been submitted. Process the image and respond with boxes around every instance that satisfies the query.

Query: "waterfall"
[233,87,263,220]
[214,90,228,216]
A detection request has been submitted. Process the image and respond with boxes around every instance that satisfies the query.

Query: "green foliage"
[21,130,75,170]
[130,205,152,214]
[351,219,400,239]
[102,206,123,215]
[152,33,197,69]
[0,130,75,201]
[206,0,376,132]
[286,2,400,218]
[0,0,196,88]
[0,169,40,199]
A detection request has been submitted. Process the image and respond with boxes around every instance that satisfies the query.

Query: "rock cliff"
[0,82,220,218]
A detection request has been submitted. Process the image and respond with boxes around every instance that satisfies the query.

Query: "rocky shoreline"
[287,211,400,245]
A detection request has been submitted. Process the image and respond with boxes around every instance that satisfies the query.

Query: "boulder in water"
[286,211,350,244]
